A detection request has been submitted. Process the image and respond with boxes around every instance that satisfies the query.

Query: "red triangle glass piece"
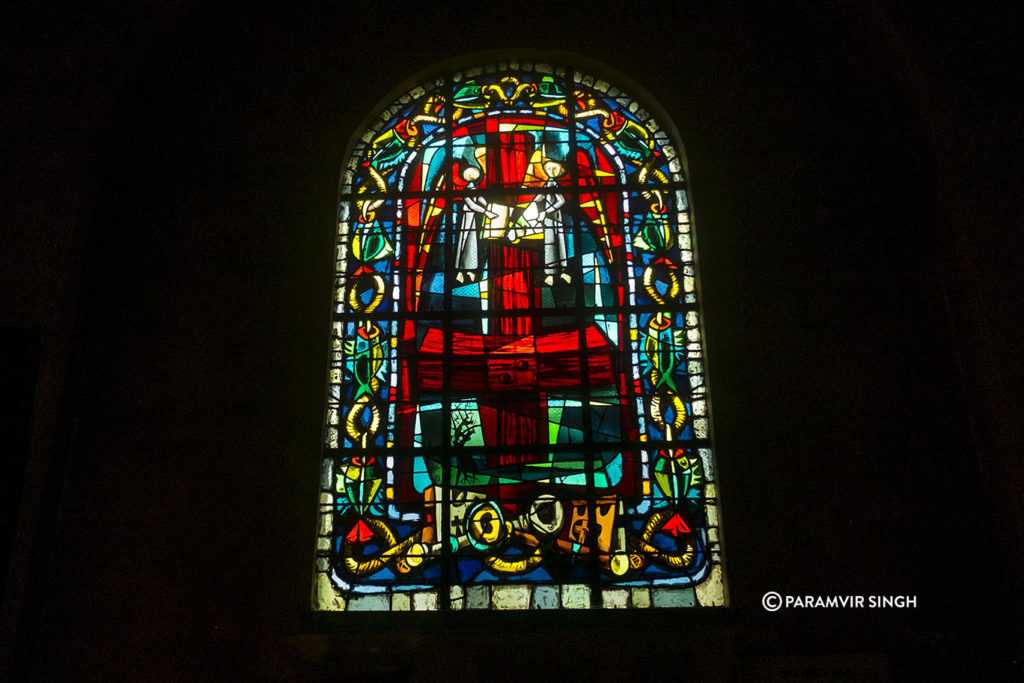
[346,519,375,543]
[662,513,691,537]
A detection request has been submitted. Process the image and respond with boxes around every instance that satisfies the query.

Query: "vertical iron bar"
[563,70,604,607]
[439,75,455,611]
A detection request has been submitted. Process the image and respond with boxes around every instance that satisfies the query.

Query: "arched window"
[313,56,725,611]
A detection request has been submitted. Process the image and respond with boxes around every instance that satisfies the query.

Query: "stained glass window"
[313,60,726,611]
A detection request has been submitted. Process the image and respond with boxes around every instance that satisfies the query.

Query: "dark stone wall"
[3,2,1021,679]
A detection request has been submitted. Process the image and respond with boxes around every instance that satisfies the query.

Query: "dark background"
[2,2,1022,680]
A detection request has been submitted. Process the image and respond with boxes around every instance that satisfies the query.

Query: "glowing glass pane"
[313,61,725,611]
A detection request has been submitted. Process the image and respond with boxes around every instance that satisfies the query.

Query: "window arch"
[313,56,725,611]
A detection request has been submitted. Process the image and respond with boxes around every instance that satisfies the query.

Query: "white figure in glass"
[455,166,495,283]
[504,160,571,285]
[537,161,570,285]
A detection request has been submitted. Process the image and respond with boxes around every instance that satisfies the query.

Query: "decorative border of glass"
[313,59,725,611]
